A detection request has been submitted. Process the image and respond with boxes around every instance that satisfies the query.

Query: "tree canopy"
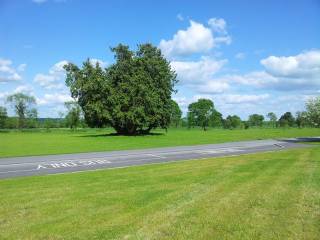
[306,96,320,127]
[6,93,36,129]
[64,43,177,135]
[279,112,295,127]
[187,99,214,131]
[224,115,242,129]
[248,114,264,127]
[170,100,182,127]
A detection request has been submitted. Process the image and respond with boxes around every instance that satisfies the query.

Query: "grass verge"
[0,145,319,239]
[0,127,319,157]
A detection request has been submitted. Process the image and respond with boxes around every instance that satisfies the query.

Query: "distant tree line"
[1,94,319,131]
[179,97,320,130]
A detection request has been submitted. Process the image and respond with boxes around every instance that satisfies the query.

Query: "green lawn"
[0,127,320,157]
[0,145,319,239]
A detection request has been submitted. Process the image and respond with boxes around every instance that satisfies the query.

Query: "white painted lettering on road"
[37,164,47,170]
[36,159,112,171]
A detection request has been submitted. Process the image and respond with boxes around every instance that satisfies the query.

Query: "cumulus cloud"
[34,59,108,90]
[159,20,214,58]
[261,50,320,79]
[222,50,320,91]
[221,94,270,104]
[208,18,226,33]
[13,85,34,95]
[197,81,230,94]
[0,58,23,82]
[159,18,231,58]
[37,93,73,106]
[34,60,68,90]
[171,57,227,84]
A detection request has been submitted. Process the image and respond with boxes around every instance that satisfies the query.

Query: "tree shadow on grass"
[281,137,320,143]
[78,132,165,138]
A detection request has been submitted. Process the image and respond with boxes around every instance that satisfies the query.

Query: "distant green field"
[0,128,319,157]
[0,144,319,239]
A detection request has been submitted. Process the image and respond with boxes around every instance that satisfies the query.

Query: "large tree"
[306,96,320,127]
[187,99,214,131]
[248,114,264,127]
[65,43,177,135]
[6,93,36,129]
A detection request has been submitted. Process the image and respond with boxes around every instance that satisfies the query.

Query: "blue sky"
[1,0,319,119]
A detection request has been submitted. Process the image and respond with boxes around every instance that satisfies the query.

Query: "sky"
[0,0,319,119]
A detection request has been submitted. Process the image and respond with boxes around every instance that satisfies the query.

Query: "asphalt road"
[0,139,308,179]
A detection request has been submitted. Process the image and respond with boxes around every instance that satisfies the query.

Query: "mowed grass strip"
[0,127,320,157]
[0,145,319,239]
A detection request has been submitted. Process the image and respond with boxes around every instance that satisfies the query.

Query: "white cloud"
[208,18,227,34]
[159,20,214,58]
[261,50,320,79]
[171,56,227,84]
[227,71,278,87]
[221,50,320,91]
[34,60,68,89]
[0,58,22,82]
[159,18,231,59]
[208,18,231,45]
[221,94,270,104]
[37,93,73,106]
[34,59,107,89]
[197,81,230,94]
[17,63,27,72]
[13,85,34,95]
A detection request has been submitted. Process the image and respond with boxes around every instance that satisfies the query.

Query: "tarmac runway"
[0,139,309,179]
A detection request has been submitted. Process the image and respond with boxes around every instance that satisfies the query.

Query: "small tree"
[210,109,223,128]
[170,100,182,127]
[248,114,264,127]
[0,106,8,129]
[279,112,295,127]
[65,101,81,129]
[187,99,214,131]
[266,112,277,128]
[306,96,320,127]
[224,115,242,129]
[296,111,308,128]
[6,93,36,129]
[26,108,38,128]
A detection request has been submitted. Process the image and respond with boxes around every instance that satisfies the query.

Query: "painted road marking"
[36,159,112,170]
[147,154,166,159]
[198,148,243,154]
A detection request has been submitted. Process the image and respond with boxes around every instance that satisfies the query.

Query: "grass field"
[0,127,320,158]
[0,144,319,239]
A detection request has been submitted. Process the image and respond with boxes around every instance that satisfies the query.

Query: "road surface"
[0,139,309,179]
